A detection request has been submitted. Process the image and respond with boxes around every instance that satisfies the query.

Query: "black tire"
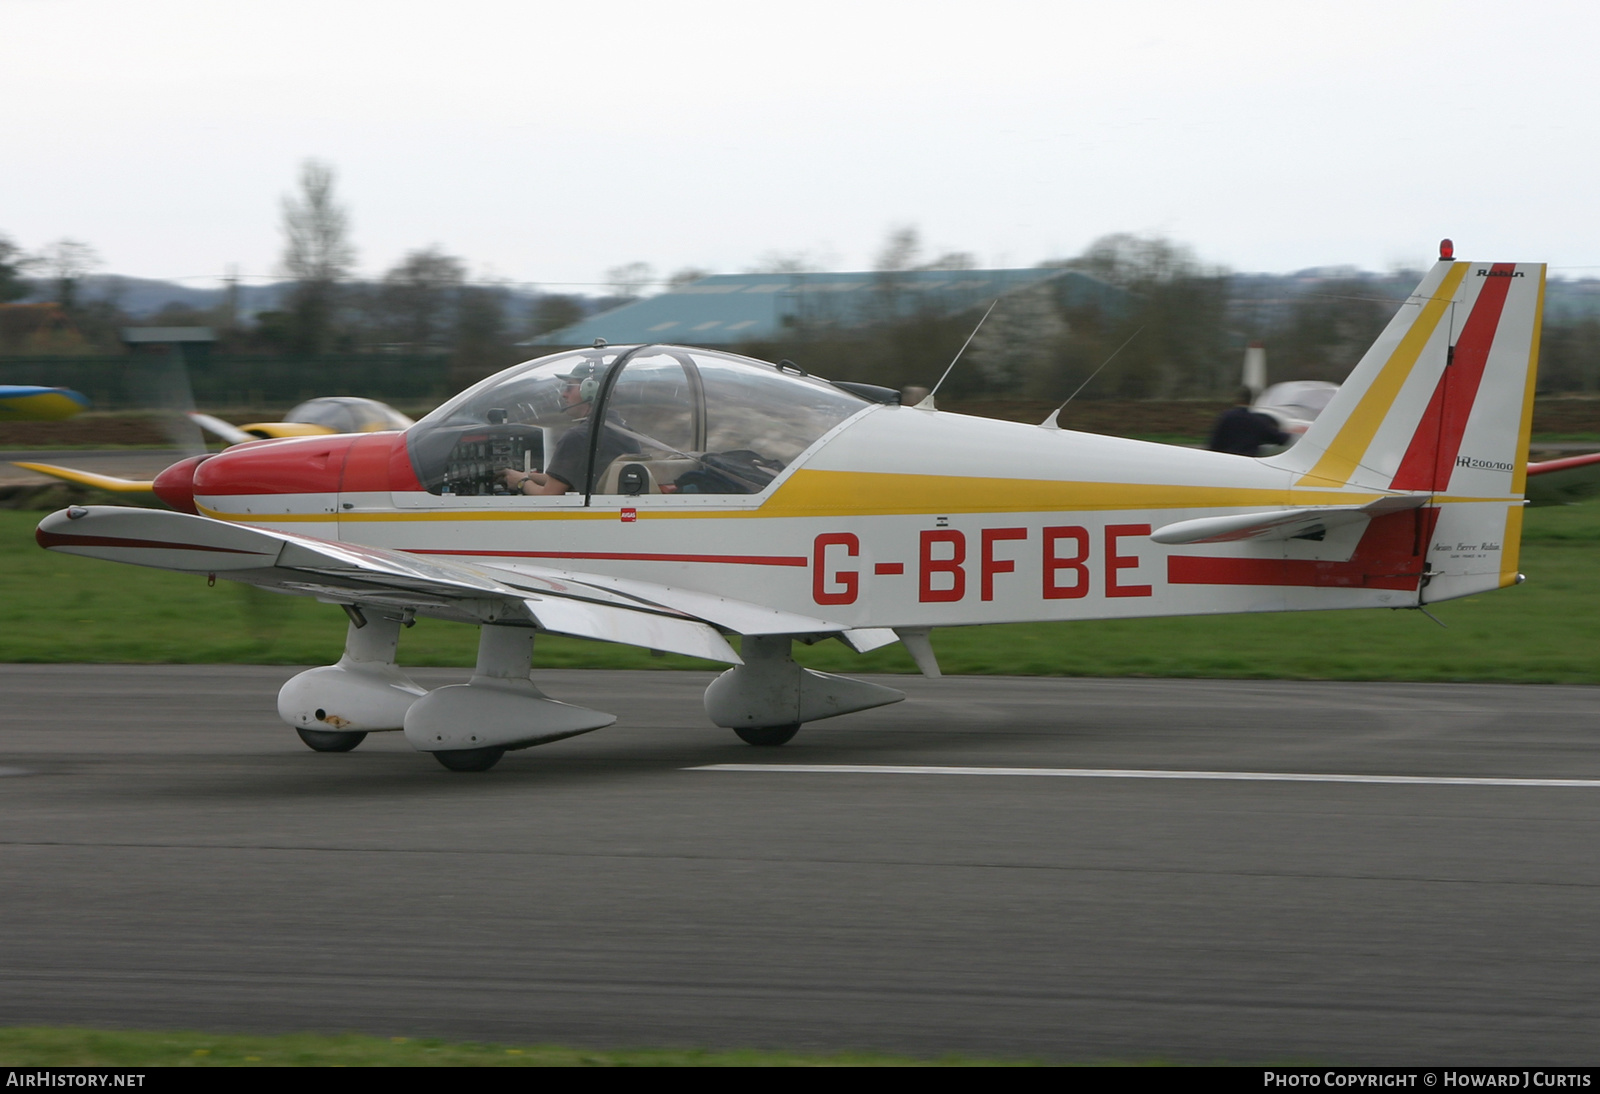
[734,723,800,747]
[295,727,368,753]
[432,746,506,772]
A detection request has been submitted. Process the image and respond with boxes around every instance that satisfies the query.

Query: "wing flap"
[522,597,738,662]
[488,561,847,635]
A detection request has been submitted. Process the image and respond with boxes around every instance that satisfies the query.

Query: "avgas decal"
[811,525,1155,606]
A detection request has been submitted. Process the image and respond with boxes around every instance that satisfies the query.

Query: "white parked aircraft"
[36,250,1546,771]
[1244,335,1596,506]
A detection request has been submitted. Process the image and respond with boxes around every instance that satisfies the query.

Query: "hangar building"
[527,267,1122,348]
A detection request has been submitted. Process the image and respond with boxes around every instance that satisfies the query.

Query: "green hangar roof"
[527,268,1122,347]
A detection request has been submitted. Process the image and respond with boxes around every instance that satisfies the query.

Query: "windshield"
[405,346,868,498]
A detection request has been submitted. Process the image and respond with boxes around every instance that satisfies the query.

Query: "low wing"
[14,461,156,493]
[1526,452,1600,507]
[1150,495,1426,545]
[36,505,741,664]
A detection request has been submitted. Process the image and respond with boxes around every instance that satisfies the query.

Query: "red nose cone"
[194,434,362,499]
[152,453,214,514]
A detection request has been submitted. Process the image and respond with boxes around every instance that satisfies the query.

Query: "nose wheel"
[295,728,368,753]
[733,723,800,747]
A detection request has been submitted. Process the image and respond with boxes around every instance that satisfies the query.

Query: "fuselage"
[174,403,1476,630]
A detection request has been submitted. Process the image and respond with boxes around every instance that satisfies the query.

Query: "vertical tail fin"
[1268,256,1545,603]
[1268,259,1545,495]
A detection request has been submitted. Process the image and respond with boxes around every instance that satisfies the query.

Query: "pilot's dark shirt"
[544,411,630,491]
[1208,406,1289,457]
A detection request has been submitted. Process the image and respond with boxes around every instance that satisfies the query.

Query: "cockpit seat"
[596,455,700,495]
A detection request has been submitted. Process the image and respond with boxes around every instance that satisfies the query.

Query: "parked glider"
[187,396,414,445]
[0,385,90,421]
[37,247,1546,772]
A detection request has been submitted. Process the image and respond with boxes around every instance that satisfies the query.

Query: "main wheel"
[733,723,800,747]
[295,727,368,753]
[432,746,507,772]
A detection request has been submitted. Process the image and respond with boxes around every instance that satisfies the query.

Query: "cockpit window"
[404,346,869,498]
[405,350,621,495]
[592,349,867,497]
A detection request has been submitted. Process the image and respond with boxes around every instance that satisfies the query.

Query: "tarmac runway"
[1,664,1597,1064]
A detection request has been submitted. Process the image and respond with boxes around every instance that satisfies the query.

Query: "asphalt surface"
[1,665,1598,1064]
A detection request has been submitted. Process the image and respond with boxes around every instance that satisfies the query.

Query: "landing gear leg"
[279,610,427,752]
[705,634,904,745]
[404,624,615,771]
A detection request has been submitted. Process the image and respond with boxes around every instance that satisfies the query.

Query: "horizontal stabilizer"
[1150,495,1426,545]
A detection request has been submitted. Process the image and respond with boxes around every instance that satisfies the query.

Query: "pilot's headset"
[562,360,605,403]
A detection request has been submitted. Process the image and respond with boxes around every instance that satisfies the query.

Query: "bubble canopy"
[405,345,872,498]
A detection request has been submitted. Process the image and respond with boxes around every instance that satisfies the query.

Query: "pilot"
[501,360,629,495]
[1208,388,1289,457]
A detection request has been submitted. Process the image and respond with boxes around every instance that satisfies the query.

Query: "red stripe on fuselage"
[1389,264,1516,491]
[1168,508,1439,590]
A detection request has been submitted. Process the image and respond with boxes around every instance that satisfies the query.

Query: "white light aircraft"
[36,248,1546,772]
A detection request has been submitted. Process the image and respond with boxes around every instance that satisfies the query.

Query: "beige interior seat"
[596,455,699,495]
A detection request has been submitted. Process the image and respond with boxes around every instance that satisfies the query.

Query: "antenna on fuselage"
[1039,326,1145,430]
[914,299,999,410]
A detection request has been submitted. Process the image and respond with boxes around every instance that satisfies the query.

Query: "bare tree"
[922,250,976,271]
[1069,232,1198,288]
[452,281,511,384]
[666,267,710,290]
[966,284,1068,392]
[746,250,819,274]
[35,238,101,310]
[0,234,34,303]
[874,225,921,272]
[279,160,354,354]
[378,246,465,347]
[605,261,655,300]
[528,294,587,338]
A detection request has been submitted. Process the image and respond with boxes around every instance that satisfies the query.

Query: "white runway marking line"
[688,765,1600,788]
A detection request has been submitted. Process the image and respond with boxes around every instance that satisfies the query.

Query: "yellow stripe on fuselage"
[200,470,1425,525]
[1297,263,1470,488]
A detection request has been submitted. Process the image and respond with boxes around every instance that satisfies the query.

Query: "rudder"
[1266,255,1544,601]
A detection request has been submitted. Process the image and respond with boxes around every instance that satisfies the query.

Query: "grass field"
[3,506,1597,681]
[0,1027,1021,1067]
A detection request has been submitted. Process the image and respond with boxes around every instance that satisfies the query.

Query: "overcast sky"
[6,0,1598,289]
